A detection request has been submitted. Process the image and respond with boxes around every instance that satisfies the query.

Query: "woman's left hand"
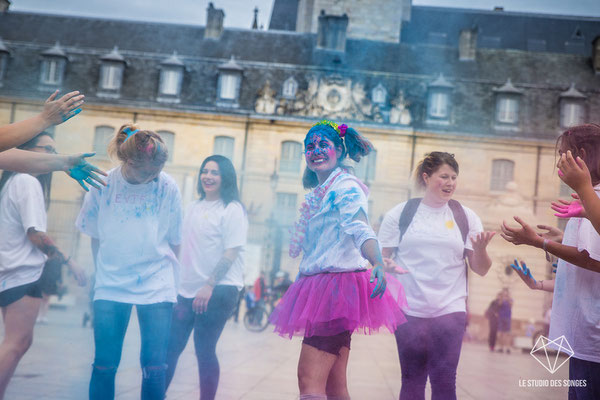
[470,231,496,251]
[500,216,542,247]
[369,265,387,299]
[193,285,214,314]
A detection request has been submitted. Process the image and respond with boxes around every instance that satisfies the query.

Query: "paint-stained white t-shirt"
[549,197,600,363]
[0,174,47,292]
[378,201,483,317]
[76,167,182,304]
[178,199,247,298]
[299,168,377,275]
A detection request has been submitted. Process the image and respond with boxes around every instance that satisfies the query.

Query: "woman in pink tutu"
[270,120,407,400]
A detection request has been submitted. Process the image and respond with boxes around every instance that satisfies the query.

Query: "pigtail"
[343,127,374,162]
[108,123,168,165]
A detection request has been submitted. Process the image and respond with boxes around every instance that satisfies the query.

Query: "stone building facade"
[1,1,599,338]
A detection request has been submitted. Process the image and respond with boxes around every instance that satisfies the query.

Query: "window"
[353,150,377,182]
[157,130,175,162]
[276,192,298,225]
[282,77,298,99]
[93,125,115,157]
[213,136,235,160]
[560,101,585,128]
[280,141,302,173]
[490,159,515,191]
[100,63,123,90]
[219,74,237,100]
[317,13,349,51]
[159,68,182,96]
[428,91,449,119]
[217,57,243,106]
[40,58,64,85]
[496,96,519,124]
[371,84,387,105]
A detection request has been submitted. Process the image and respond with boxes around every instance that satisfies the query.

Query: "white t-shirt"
[298,168,377,275]
[0,174,47,292]
[378,201,483,318]
[549,213,600,363]
[75,167,182,304]
[178,199,247,298]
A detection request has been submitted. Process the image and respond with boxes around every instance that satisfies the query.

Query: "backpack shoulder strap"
[448,199,469,245]
[398,198,421,244]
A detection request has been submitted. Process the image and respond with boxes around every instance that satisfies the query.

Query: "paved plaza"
[3,303,570,400]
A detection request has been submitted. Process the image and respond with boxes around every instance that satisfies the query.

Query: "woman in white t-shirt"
[502,124,600,400]
[165,155,247,400]
[0,132,87,400]
[76,124,182,400]
[378,151,495,400]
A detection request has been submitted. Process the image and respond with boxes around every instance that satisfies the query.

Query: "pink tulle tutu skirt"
[270,270,408,338]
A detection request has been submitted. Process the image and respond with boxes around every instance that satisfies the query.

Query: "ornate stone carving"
[255,80,277,114]
[390,91,412,125]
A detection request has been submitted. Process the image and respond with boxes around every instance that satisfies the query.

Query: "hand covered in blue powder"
[369,265,387,299]
[510,259,539,290]
[67,153,107,191]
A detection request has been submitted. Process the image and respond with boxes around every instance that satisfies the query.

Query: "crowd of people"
[0,90,598,400]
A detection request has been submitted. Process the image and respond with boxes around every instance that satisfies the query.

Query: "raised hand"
[500,216,542,247]
[66,153,107,191]
[369,265,387,299]
[41,90,85,126]
[471,231,496,252]
[551,198,586,219]
[536,224,564,243]
[510,259,539,290]
[557,150,592,194]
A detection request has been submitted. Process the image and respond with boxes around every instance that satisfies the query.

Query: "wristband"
[542,239,551,262]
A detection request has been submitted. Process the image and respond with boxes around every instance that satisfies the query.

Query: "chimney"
[459,28,477,61]
[205,2,225,39]
[493,6,504,11]
[593,36,600,74]
[317,10,349,52]
[0,0,10,13]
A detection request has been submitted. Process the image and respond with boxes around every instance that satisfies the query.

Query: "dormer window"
[560,83,586,128]
[493,78,523,128]
[40,42,67,87]
[371,84,387,105]
[98,46,126,97]
[282,77,298,99]
[0,37,9,86]
[217,56,243,107]
[317,11,348,52]
[426,74,453,123]
[158,51,184,102]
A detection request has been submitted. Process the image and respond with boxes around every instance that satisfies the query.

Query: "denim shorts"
[0,280,42,307]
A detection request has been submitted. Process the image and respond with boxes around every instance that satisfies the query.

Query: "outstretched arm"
[467,231,496,276]
[510,260,554,292]
[0,90,84,152]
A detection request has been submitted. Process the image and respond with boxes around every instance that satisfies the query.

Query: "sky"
[8,0,600,29]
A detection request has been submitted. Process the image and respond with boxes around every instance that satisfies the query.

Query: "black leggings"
[394,312,466,400]
[165,286,238,400]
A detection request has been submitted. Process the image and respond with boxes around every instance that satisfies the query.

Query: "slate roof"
[269,0,298,31]
[0,10,599,141]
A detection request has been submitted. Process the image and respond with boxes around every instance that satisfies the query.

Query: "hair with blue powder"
[302,122,374,189]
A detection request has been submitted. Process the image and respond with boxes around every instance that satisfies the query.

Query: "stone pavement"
[2,304,570,400]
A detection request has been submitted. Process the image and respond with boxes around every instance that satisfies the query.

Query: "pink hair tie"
[338,124,348,138]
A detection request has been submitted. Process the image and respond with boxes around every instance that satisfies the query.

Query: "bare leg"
[325,346,350,400]
[298,343,337,395]
[37,294,50,323]
[0,296,41,400]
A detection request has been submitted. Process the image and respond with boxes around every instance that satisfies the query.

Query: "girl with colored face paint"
[501,124,600,399]
[0,132,87,400]
[75,124,182,400]
[270,120,407,400]
[165,155,248,400]
[379,151,495,400]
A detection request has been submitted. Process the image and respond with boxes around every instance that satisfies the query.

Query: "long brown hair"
[0,131,54,209]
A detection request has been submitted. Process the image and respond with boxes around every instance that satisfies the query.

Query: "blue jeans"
[166,286,239,400]
[89,300,173,400]
[394,312,466,400]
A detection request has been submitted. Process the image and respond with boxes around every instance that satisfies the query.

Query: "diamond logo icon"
[530,335,574,374]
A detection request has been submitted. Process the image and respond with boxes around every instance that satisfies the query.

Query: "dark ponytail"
[301,121,374,189]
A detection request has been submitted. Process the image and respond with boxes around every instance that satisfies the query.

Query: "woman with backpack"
[378,151,495,400]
